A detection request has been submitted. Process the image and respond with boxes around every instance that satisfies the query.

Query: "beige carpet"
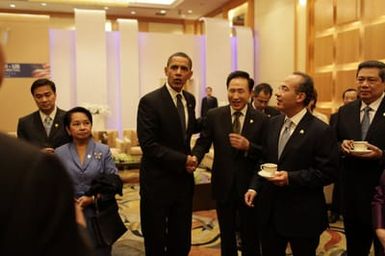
[113,170,373,256]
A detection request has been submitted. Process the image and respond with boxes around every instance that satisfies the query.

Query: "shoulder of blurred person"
[0,132,92,255]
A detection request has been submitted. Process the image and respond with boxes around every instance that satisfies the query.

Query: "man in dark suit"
[17,78,70,153]
[201,86,218,118]
[334,60,385,256]
[328,88,357,223]
[137,52,199,256]
[245,72,339,256]
[192,71,267,256]
[252,82,280,118]
[0,46,91,255]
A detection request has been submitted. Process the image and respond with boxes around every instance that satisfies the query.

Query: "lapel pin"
[300,129,304,134]
[250,119,254,124]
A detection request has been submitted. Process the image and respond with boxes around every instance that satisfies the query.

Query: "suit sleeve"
[17,119,28,141]
[137,96,187,171]
[287,126,339,188]
[192,111,214,163]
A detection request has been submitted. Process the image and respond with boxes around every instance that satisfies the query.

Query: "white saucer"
[350,149,372,154]
[258,170,275,178]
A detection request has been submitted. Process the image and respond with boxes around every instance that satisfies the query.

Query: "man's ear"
[296,92,306,104]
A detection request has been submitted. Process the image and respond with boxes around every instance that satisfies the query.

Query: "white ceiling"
[0,0,230,20]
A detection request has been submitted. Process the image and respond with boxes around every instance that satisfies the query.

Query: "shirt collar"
[166,82,183,99]
[39,106,57,121]
[360,92,384,112]
[230,104,248,117]
[286,107,307,127]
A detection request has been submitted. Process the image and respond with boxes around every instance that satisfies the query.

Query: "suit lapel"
[274,115,285,161]
[367,97,385,140]
[350,101,362,140]
[160,86,184,135]
[49,108,63,139]
[82,139,96,171]
[33,111,48,139]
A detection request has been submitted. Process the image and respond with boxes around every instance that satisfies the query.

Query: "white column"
[234,26,254,78]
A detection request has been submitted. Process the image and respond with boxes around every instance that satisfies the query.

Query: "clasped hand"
[185,155,198,173]
[229,133,250,150]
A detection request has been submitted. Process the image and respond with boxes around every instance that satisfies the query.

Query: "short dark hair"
[342,88,357,99]
[226,70,254,92]
[166,52,192,70]
[253,83,273,96]
[30,79,56,95]
[356,60,385,82]
[63,106,93,130]
[293,71,314,106]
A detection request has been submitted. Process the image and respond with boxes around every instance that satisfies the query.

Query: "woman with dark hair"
[55,106,126,256]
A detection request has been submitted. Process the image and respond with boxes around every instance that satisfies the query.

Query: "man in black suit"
[201,86,218,118]
[334,60,385,256]
[252,82,280,118]
[137,52,198,256]
[245,72,339,256]
[192,71,267,256]
[328,88,357,223]
[17,78,70,153]
[0,46,90,255]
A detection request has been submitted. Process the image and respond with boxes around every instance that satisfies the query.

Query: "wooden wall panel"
[314,0,333,30]
[336,29,360,64]
[314,35,334,67]
[363,0,385,20]
[335,70,357,104]
[336,0,359,24]
[363,23,385,60]
[314,72,333,102]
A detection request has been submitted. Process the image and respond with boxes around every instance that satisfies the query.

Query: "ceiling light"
[128,0,176,4]
[10,4,16,8]
[130,11,136,15]
[41,2,47,6]
[159,9,166,14]
[187,10,192,14]
[104,6,109,9]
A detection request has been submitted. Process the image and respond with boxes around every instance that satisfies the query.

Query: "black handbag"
[91,199,127,246]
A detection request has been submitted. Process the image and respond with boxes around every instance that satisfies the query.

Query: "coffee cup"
[260,163,277,177]
[352,141,368,151]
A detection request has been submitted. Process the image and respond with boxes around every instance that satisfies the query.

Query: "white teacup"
[260,163,277,177]
[353,141,368,151]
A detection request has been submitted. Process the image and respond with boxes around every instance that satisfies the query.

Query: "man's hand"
[41,147,55,154]
[341,139,354,155]
[376,228,385,249]
[268,171,289,186]
[244,189,257,207]
[229,133,250,151]
[186,155,198,173]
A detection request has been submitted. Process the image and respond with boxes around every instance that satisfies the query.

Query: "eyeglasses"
[356,76,381,85]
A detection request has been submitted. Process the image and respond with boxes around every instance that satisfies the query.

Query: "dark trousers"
[344,215,382,256]
[140,194,192,256]
[260,226,319,256]
[216,189,260,256]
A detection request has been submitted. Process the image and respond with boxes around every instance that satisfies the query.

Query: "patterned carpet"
[113,171,371,256]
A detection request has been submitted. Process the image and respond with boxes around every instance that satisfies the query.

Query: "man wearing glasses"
[334,60,385,256]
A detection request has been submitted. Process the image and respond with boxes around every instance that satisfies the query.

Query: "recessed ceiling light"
[104,6,109,10]
[127,0,176,4]
[41,3,47,6]
[10,3,16,8]
[159,9,166,14]
[187,10,192,14]
[130,11,136,15]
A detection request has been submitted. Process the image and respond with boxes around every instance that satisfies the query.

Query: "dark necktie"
[361,106,371,140]
[44,116,53,136]
[232,111,242,134]
[176,94,186,134]
[278,118,292,158]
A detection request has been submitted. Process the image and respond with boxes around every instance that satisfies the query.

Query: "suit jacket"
[373,170,385,230]
[55,138,118,196]
[17,108,70,149]
[264,106,281,118]
[0,133,90,255]
[335,98,385,225]
[201,96,218,117]
[192,105,268,202]
[251,111,339,237]
[137,85,198,203]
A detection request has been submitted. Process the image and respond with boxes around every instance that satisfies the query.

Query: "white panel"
[202,18,232,106]
[117,19,140,131]
[254,0,295,89]
[106,31,120,130]
[75,9,107,106]
[49,29,75,110]
[234,26,254,78]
